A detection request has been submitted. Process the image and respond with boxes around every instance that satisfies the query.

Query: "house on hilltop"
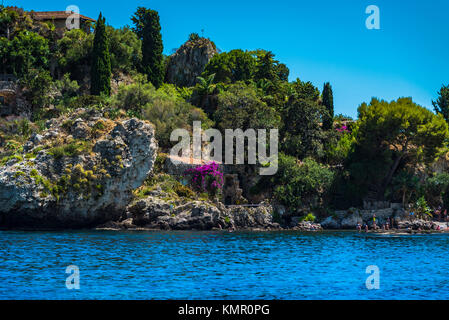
[30,11,96,36]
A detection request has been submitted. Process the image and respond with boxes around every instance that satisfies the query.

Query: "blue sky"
[11,0,449,118]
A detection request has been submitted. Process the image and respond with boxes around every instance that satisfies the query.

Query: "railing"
[225,204,263,208]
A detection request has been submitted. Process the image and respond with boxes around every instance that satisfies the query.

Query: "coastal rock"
[293,221,323,231]
[122,197,279,231]
[397,219,440,231]
[320,207,408,230]
[320,216,341,229]
[341,213,363,229]
[0,110,157,228]
[165,37,218,87]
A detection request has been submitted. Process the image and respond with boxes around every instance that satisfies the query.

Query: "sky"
[10,0,449,118]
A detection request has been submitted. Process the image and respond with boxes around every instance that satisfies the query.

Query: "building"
[30,11,96,36]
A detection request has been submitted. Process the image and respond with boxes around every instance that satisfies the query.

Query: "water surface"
[0,230,448,299]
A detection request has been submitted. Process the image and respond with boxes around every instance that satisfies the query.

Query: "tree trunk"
[378,154,404,199]
[402,189,406,207]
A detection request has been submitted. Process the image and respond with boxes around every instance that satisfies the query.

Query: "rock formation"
[320,206,408,229]
[165,37,218,87]
[0,109,157,228]
[97,191,280,231]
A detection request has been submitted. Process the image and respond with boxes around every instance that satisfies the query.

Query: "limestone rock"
[0,110,157,228]
[165,37,218,87]
[124,196,279,231]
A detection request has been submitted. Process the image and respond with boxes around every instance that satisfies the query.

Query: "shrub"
[174,184,195,199]
[413,196,432,220]
[113,78,212,147]
[301,213,316,222]
[48,141,91,159]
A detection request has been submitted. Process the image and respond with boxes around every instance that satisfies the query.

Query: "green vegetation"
[0,4,448,218]
[90,13,111,96]
[48,141,91,159]
[322,82,334,131]
[132,7,164,88]
[135,173,195,200]
[113,76,211,147]
[433,85,449,123]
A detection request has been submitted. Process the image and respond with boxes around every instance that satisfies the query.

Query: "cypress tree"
[131,7,164,88]
[91,13,111,96]
[432,84,449,123]
[322,82,334,130]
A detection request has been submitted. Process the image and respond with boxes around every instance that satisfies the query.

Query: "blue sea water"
[0,230,448,300]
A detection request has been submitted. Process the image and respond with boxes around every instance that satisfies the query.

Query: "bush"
[301,213,316,222]
[174,184,195,199]
[257,154,335,211]
[214,82,280,131]
[48,141,91,159]
[113,77,212,147]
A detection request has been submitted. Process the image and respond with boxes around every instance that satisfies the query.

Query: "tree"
[256,153,335,211]
[107,26,142,74]
[214,82,281,131]
[20,69,54,115]
[0,6,33,40]
[281,95,325,159]
[0,30,50,76]
[354,97,449,199]
[290,78,320,101]
[131,7,164,88]
[322,82,334,130]
[56,29,93,80]
[390,170,420,207]
[433,84,449,123]
[113,78,212,147]
[192,73,217,114]
[254,50,277,82]
[90,13,111,96]
[202,49,256,84]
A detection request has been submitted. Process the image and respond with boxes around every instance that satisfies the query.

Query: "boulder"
[320,216,341,229]
[294,221,323,231]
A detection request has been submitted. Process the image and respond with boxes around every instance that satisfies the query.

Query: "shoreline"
[2,226,449,235]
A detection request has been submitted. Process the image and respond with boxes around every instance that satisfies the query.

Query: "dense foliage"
[90,13,111,96]
[1,4,448,217]
[131,7,164,88]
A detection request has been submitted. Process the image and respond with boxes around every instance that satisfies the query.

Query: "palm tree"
[195,73,216,109]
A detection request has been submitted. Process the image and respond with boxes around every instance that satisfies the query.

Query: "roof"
[31,11,96,22]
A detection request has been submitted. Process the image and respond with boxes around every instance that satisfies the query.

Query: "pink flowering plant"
[184,162,224,197]
[336,124,350,134]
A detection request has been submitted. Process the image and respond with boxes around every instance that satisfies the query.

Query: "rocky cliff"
[165,37,218,87]
[0,109,157,228]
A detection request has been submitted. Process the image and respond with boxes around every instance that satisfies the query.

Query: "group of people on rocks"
[355,209,449,232]
[356,214,396,232]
